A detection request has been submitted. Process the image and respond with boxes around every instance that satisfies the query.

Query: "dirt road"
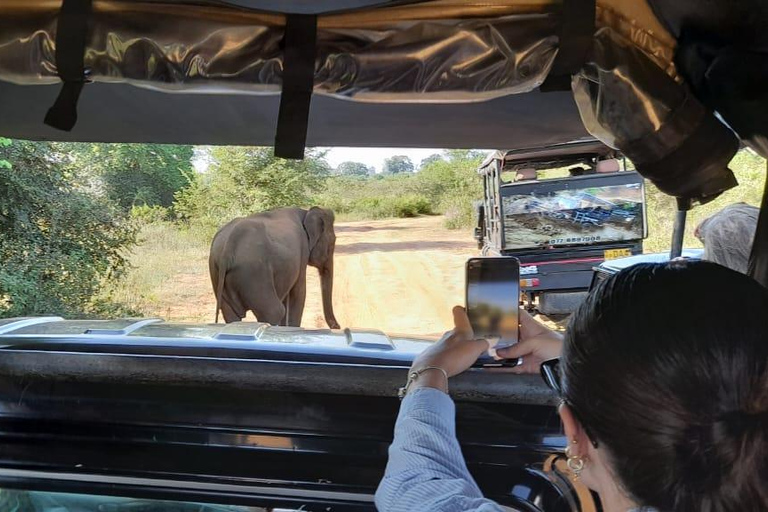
[303,216,478,337]
[128,215,568,336]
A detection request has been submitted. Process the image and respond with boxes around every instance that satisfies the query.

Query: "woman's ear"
[559,403,590,457]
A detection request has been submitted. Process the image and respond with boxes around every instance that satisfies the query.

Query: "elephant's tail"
[214,262,227,324]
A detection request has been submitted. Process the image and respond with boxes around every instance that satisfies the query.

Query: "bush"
[391,195,433,217]
[64,143,194,212]
[130,204,169,224]
[0,139,137,318]
[347,195,433,219]
[416,151,484,229]
[442,196,476,230]
[643,149,766,252]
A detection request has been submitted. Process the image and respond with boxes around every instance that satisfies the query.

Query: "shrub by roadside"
[344,195,433,219]
[313,151,484,228]
[0,139,138,318]
[130,204,170,224]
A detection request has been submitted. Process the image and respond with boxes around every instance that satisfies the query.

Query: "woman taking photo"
[376,261,768,512]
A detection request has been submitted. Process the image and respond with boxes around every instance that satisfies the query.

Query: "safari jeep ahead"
[0,0,766,511]
[475,140,646,315]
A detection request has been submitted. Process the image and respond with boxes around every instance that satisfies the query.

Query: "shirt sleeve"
[375,387,509,512]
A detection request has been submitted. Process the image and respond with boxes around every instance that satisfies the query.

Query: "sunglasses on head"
[540,358,599,449]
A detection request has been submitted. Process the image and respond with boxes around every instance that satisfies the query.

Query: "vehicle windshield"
[0,140,765,337]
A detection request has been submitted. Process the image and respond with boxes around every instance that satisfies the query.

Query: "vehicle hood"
[0,317,432,365]
[0,316,553,404]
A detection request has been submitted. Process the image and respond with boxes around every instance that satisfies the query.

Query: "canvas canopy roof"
[0,0,765,204]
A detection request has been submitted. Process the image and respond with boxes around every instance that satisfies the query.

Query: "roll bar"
[747,160,768,287]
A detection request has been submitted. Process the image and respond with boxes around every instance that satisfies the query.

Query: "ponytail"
[563,261,768,512]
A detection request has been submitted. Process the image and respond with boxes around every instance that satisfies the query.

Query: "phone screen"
[466,257,520,351]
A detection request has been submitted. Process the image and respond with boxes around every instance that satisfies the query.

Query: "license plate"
[604,248,632,260]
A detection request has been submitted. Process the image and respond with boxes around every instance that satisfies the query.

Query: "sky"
[322,147,444,173]
[192,146,466,174]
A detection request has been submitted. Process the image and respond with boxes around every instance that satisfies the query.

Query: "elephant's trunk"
[320,259,340,330]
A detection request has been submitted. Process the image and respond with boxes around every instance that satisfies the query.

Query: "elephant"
[209,207,340,329]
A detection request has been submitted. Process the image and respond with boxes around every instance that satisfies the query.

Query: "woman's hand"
[495,309,563,374]
[407,307,488,393]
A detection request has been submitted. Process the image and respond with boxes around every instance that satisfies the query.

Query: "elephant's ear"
[303,207,324,252]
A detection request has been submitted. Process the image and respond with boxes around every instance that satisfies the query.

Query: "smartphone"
[465,257,520,358]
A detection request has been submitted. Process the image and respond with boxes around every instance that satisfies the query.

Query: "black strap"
[274,14,318,159]
[44,0,92,131]
[748,160,768,288]
[540,0,596,92]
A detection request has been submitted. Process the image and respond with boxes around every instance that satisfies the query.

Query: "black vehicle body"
[475,140,646,313]
[590,249,705,290]
[0,318,597,511]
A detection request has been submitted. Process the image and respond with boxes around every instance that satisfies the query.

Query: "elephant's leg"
[240,286,286,326]
[280,298,289,327]
[286,269,307,327]
[221,301,243,323]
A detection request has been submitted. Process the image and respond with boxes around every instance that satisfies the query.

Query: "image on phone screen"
[466,257,520,352]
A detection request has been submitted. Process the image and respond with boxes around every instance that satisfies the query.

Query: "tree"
[419,153,444,169]
[0,139,136,317]
[66,143,194,211]
[383,155,415,174]
[445,149,487,162]
[337,161,373,177]
[415,150,485,229]
[174,147,331,235]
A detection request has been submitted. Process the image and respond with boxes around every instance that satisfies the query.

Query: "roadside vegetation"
[0,135,764,319]
[642,150,766,252]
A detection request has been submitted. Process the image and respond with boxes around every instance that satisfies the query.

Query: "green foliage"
[415,150,484,228]
[441,196,477,230]
[316,174,417,217]
[349,195,433,219]
[644,149,766,252]
[336,161,373,176]
[174,147,331,238]
[309,150,482,226]
[65,143,194,211]
[383,155,415,174]
[0,140,137,318]
[313,150,484,226]
[130,204,170,224]
[419,153,444,169]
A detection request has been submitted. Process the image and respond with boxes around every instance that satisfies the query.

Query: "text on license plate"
[604,248,632,260]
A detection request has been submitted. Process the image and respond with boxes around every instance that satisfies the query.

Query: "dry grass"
[102,223,213,322]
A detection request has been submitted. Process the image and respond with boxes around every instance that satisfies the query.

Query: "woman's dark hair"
[563,261,768,512]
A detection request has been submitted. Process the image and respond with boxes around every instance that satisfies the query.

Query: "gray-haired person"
[694,202,759,274]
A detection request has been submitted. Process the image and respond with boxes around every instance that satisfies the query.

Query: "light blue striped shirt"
[376,387,655,512]
[375,387,510,512]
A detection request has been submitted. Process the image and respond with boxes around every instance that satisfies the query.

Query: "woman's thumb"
[495,339,534,360]
[452,306,474,337]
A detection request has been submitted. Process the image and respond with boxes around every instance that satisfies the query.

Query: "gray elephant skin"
[209,207,340,329]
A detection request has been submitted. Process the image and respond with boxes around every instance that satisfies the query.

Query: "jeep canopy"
[0,0,766,204]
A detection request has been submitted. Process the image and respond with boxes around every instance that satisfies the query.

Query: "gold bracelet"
[398,366,449,399]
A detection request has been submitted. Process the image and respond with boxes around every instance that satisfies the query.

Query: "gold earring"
[565,443,586,479]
